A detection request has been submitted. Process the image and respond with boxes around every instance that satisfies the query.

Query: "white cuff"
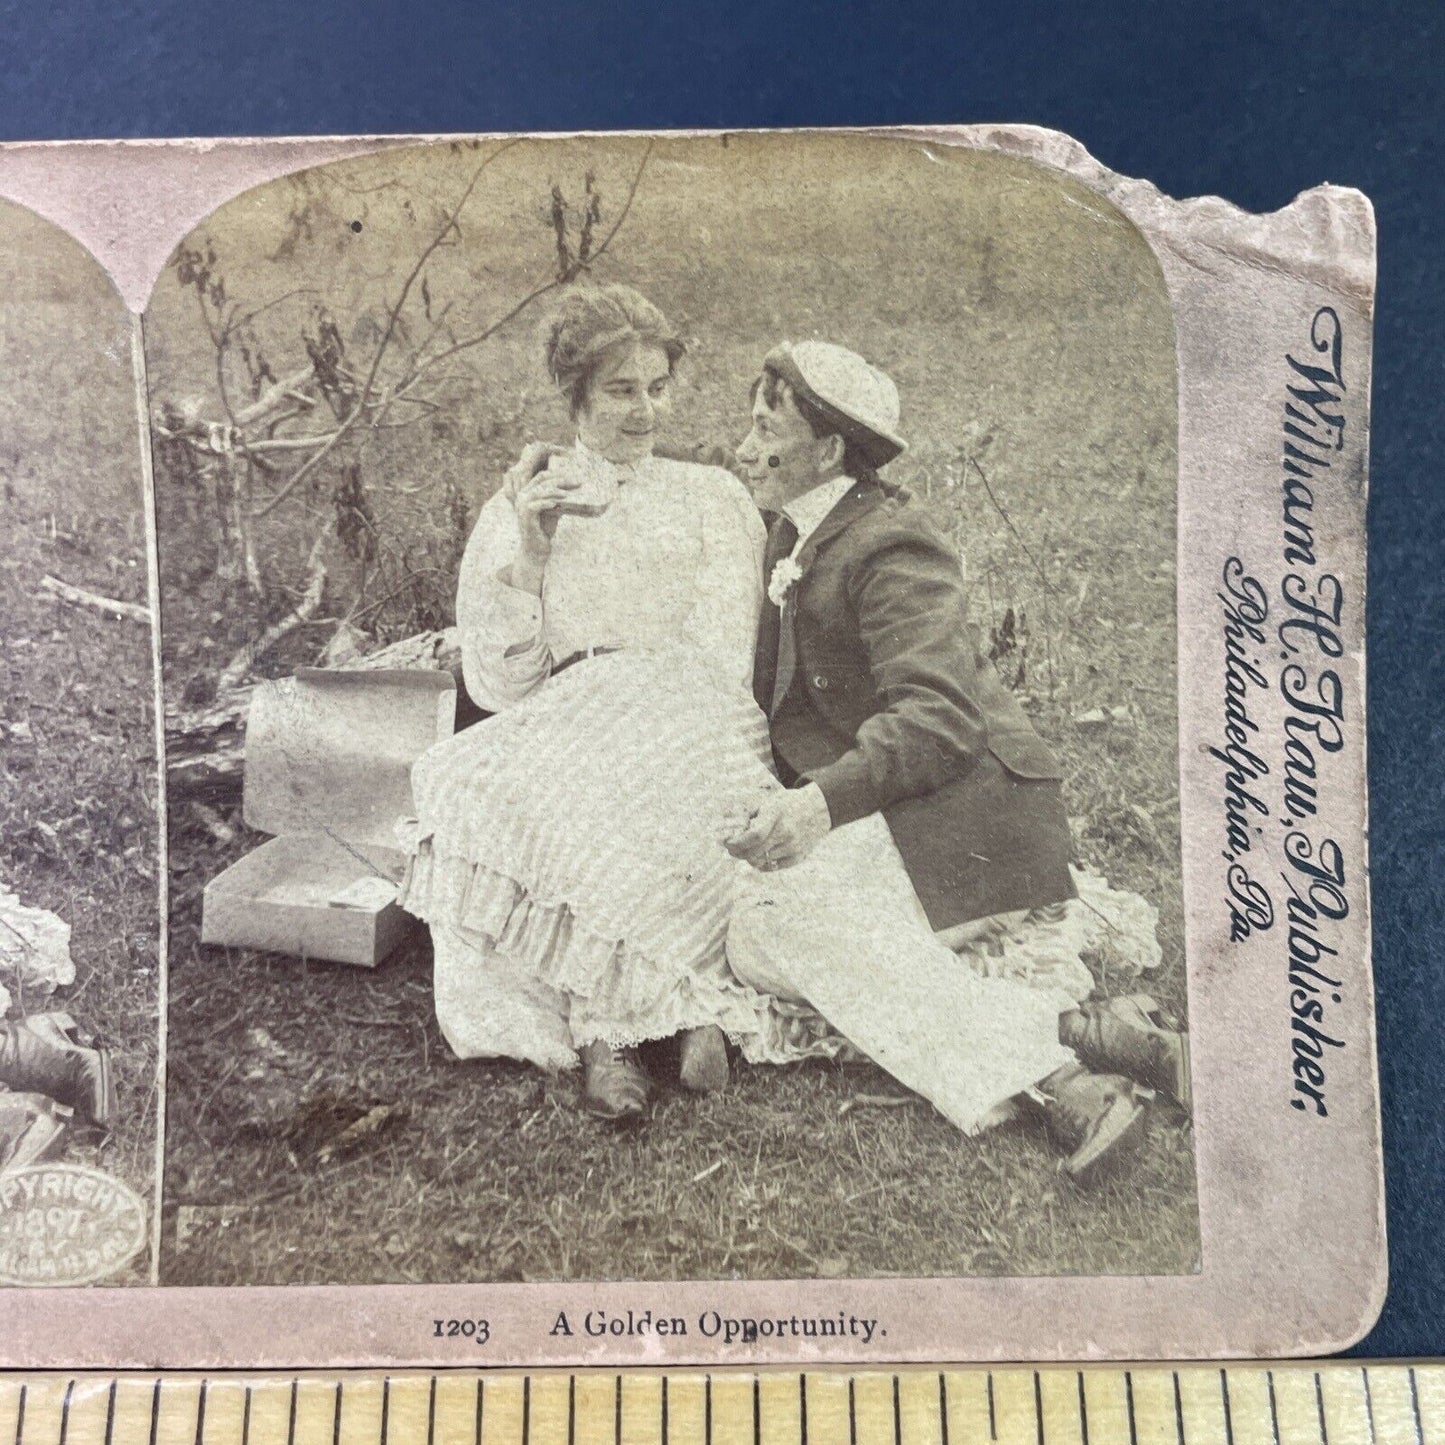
[480,573,543,643]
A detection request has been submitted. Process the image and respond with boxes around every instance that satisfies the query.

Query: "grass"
[0,505,159,1278]
[158,529,1197,1286]
[161,923,1195,1286]
[0,201,160,1283]
[152,135,1198,1286]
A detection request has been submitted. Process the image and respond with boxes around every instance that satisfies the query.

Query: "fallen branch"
[38,575,151,624]
[232,364,317,427]
[315,1102,408,1165]
[164,728,247,807]
[166,625,462,803]
[352,627,462,672]
[216,537,328,691]
[190,802,236,845]
[836,1093,918,1117]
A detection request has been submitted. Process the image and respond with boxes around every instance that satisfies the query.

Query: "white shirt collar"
[783,474,856,548]
[575,437,646,482]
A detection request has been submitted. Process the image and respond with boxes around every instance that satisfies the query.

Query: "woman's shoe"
[678,1026,729,1094]
[580,1041,651,1122]
[1032,1063,1150,1187]
[1058,994,1191,1115]
[0,1094,69,1170]
[0,1013,114,1130]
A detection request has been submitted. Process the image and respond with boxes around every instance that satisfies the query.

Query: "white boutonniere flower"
[768,554,805,607]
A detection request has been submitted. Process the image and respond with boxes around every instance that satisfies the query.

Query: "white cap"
[769,340,907,465]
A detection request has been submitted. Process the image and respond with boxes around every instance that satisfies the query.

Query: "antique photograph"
[147,132,1196,1287]
[0,120,1384,1365]
[0,197,158,1282]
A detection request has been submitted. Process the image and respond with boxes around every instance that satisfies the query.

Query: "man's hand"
[724,784,832,871]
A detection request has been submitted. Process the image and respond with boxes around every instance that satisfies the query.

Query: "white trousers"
[726,813,1079,1135]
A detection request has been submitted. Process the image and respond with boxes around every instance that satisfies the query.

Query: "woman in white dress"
[400,286,838,1118]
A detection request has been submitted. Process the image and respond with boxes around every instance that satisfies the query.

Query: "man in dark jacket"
[724,341,1187,1184]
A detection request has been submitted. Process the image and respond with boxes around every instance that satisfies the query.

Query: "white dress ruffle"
[400,645,847,1064]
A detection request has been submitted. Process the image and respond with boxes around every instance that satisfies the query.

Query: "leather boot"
[0,1013,114,1129]
[678,1026,729,1094]
[580,1041,650,1122]
[1059,994,1190,1114]
[0,1093,69,1170]
[1032,1063,1149,1186]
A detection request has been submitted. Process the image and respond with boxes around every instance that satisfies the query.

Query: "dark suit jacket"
[764,479,1076,930]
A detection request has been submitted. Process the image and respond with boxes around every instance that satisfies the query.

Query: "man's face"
[735,377,831,514]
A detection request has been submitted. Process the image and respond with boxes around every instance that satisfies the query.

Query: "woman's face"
[576,340,674,465]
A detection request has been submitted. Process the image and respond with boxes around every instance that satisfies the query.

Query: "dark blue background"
[2,0,1439,1359]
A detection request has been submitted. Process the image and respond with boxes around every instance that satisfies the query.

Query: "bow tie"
[765,513,800,570]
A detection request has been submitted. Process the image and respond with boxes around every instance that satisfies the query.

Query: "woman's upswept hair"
[543,285,686,418]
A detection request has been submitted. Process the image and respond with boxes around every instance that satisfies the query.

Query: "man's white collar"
[783,474,856,549]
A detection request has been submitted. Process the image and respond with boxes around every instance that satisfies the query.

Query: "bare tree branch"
[229,287,322,333]
[251,418,358,518]
[586,139,655,266]
[397,274,563,384]
[967,455,1061,599]
[159,140,659,673]
[356,138,524,411]
[407,142,656,382]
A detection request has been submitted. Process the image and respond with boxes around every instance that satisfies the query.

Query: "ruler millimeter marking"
[1,1366,1442,1445]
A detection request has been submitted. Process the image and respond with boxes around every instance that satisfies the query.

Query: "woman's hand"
[504,443,571,594]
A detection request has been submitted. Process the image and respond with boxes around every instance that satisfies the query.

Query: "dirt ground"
[150,136,1197,1285]
[0,200,160,1279]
